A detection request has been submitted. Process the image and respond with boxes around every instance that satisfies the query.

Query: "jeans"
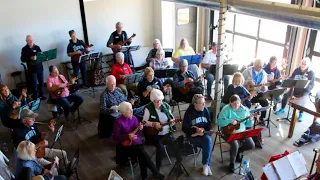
[45,148,68,163]
[149,135,165,168]
[205,71,230,97]
[222,134,255,164]
[173,63,199,78]
[29,71,44,100]
[53,93,84,116]
[72,61,87,86]
[188,134,213,165]
[251,92,269,119]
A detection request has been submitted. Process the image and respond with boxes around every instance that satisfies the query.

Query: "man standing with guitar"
[217,95,255,173]
[67,30,91,88]
[107,22,134,68]
[182,94,213,176]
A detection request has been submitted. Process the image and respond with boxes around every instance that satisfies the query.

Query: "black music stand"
[82,52,102,98]
[120,45,141,71]
[262,88,286,137]
[154,69,177,79]
[226,128,263,175]
[50,125,67,169]
[277,79,309,123]
[124,73,144,85]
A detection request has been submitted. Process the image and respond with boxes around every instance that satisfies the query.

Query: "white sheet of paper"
[273,156,296,180]
[287,151,308,178]
[262,163,279,180]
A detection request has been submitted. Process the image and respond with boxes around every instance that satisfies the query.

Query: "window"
[315,31,320,53]
[177,8,190,25]
[257,42,284,67]
[235,14,259,36]
[260,19,287,43]
[311,56,320,79]
[226,12,234,31]
[233,35,256,66]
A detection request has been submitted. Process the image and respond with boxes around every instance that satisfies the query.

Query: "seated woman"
[46,65,84,121]
[149,49,171,70]
[15,140,66,180]
[138,67,169,105]
[217,95,255,173]
[0,84,27,128]
[146,39,162,64]
[113,102,164,180]
[142,89,175,170]
[275,57,315,122]
[222,72,254,109]
[172,59,203,103]
[182,94,213,176]
[172,38,199,77]
[110,52,136,97]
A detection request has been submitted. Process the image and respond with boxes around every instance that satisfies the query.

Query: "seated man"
[113,102,165,180]
[242,59,269,123]
[217,95,255,173]
[99,75,144,138]
[172,59,204,103]
[0,84,27,128]
[202,42,232,99]
[182,94,213,176]
[275,57,315,122]
[110,52,136,97]
[46,65,84,122]
[12,109,68,165]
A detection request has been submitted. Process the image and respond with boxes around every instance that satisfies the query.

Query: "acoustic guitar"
[121,121,146,147]
[191,126,214,137]
[36,120,56,158]
[71,40,93,63]
[9,88,27,120]
[50,77,77,97]
[179,74,205,94]
[222,113,257,134]
[111,33,136,53]
[145,118,182,136]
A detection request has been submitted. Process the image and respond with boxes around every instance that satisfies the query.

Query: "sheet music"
[287,151,308,178]
[262,163,279,180]
[273,156,296,180]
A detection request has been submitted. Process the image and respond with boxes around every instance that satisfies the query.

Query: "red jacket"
[110,63,133,85]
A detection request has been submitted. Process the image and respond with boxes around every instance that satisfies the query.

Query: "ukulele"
[9,88,27,120]
[191,126,214,137]
[241,91,258,104]
[245,77,284,91]
[111,33,136,53]
[121,121,146,147]
[179,74,205,94]
[36,120,56,158]
[145,118,182,136]
[71,40,93,63]
[222,113,257,134]
[50,76,77,97]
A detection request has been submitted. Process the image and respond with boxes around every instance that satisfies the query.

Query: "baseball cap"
[20,109,38,119]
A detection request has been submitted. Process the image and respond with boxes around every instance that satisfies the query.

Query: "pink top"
[46,75,70,99]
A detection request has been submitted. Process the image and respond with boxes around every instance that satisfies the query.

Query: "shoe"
[229,163,235,173]
[275,108,285,115]
[298,112,304,122]
[152,173,165,180]
[40,96,47,100]
[202,164,209,176]
[236,153,241,163]
[207,165,212,176]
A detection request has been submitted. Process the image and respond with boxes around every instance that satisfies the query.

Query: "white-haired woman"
[149,48,172,70]
[275,57,315,122]
[172,38,199,77]
[15,140,66,180]
[142,89,175,170]
[110,52,135,96]
[146,39,162,64]
[113,102,164,180]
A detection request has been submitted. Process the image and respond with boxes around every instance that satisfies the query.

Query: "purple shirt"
[113,115,142,145]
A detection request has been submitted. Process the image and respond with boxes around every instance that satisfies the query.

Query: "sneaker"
[207,165,212,176]
[274,108,285,115]
[202,164,209,176]
[298,112,304,122]
[229,163,235,173]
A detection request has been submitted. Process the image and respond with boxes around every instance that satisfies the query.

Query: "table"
[288,96,320,138]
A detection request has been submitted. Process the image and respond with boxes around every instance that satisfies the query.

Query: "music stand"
[37,48,57,69]
[78,54,90,64]
[154,69,177,79]
[179,54,202,65]
[277,79,309,123]
[262,88,286,137]
[124,73,144,85]
[227,128,263,175]
[120,45,141,71]
[50,125,67,169]
[82,52,102,98]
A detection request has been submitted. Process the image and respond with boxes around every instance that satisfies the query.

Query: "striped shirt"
[100,87,127,114]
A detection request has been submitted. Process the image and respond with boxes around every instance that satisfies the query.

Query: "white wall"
[0,0,84,89]
[83,0,156,67]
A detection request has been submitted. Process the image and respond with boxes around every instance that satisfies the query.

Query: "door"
[175,4,197,50]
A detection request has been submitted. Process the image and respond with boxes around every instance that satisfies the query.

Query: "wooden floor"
[1,86,319,180]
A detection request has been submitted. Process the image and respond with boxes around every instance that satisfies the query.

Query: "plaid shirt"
[150,58,169,70]
[100,87,127,114]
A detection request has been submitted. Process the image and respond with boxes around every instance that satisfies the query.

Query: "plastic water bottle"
[241,160,250,175]
[1,141,8,152]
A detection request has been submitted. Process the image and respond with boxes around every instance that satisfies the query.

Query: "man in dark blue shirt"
[21,35,46,100]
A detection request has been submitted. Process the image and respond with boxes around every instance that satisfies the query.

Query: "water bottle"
[241,160,250,175]
[1,141,8,152]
